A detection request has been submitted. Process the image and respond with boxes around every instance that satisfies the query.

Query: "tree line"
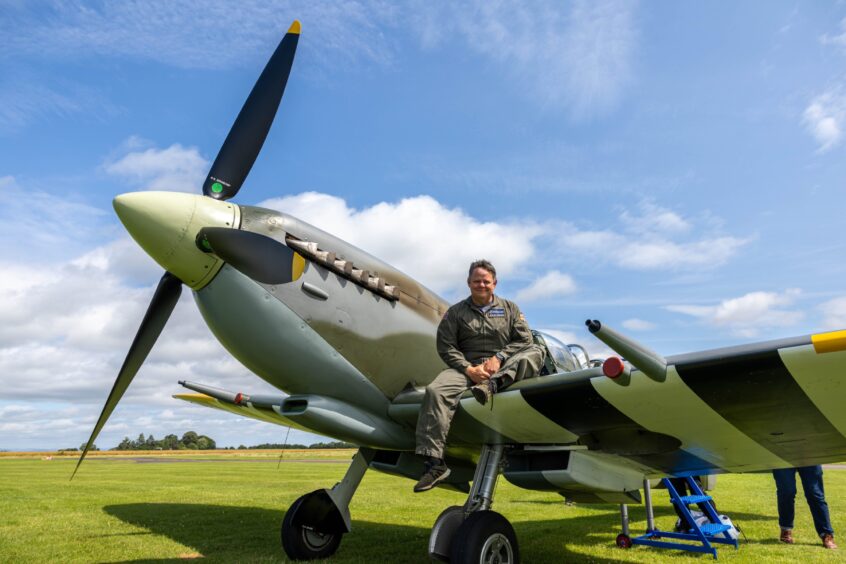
[235,441,355,450]
[63,434,355,452]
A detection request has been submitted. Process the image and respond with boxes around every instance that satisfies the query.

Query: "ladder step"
[679,494,712,504]
[699,523,731,535]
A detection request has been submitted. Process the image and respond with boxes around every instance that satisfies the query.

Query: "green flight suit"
[415,295,545,459]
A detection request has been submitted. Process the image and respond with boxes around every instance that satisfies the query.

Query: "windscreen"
[536,331,578,372]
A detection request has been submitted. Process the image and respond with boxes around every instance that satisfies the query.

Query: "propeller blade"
[202,21,301,201]
[199,227,303,284]
[73,272,182,478]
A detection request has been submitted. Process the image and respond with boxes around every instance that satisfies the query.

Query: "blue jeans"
[772,466,834,537]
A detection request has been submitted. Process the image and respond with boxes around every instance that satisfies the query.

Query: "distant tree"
[181,431,199,448]
[105,430,217,451]
[162,434,179,450]
[80,442,99,451]
[309,441,355,449]
[198,435,216,450]
[115,437,133,451]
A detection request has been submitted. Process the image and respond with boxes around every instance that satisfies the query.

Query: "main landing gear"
[281,445,517,562]
[429,444,519,564]
[281,448,374,560]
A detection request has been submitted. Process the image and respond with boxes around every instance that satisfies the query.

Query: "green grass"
[0,452,844,563]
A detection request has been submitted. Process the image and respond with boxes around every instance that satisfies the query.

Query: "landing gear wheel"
[449,510,518,564]
[616,533,632,549]
[281,492,344,560]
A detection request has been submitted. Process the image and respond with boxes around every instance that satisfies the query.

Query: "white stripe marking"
[592,368,790,471]
[780,344,846,438]
[462,391,579,443]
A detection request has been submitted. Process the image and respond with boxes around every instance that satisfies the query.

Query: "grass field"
[0,450,844,563]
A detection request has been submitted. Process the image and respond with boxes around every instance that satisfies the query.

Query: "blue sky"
[2,1,846,451]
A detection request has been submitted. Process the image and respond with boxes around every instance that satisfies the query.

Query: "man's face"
[468,268,496,305]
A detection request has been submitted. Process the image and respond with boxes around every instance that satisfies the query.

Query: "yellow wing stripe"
[173,393,215,404]
[811,330,846,353]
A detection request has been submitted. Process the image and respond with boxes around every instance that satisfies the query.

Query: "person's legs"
[415,368,469,460]
[492,344,546,389]
[798,465,835,538]
[773,468,797,541]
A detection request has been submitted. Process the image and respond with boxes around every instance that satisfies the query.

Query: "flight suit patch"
[488,308,505,318]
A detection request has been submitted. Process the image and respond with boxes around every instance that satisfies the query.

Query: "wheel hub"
[481,532,513,564]
[301,526,334,551]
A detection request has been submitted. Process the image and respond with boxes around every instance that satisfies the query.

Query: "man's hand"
[465,364,491,384]
[482,355,501,376]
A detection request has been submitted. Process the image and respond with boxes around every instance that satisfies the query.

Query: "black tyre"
[281,493,343,560]
[449,510,519,564]
[429,505,466,561]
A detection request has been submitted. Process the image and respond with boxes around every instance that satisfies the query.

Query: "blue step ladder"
[619,477,738,559]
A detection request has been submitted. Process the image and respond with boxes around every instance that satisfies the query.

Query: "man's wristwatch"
[495,352,506,363]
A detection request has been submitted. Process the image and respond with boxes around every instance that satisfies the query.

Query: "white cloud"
[821,17,846,51]
[3,2,636,122]
[411,0,638,118]
[667,289,803,338]
[551,201,748,270]
[802,88,846,152]
[104,140,209,192]
[516,270,577,302]
[619,201,690,235]
[260,192,540,294]
[2,1,397,70]
[0,79,86,132]
[819,296,846,330]
[0,176,111,263]
[622,318,654,331]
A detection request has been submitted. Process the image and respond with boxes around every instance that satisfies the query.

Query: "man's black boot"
[414,457,451,492]
[471,379,497,405]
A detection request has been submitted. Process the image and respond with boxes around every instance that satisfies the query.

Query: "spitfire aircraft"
[76,21,846,563]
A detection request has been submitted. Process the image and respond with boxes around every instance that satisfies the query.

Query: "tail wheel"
[449,510,518,564]
[281,492,343,560]
[616,533,633,549]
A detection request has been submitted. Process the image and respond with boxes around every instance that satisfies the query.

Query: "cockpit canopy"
[533,331,592,374]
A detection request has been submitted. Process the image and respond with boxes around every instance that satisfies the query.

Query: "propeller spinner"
[75,21,302,476]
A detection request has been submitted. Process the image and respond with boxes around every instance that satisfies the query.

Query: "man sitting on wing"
[414,259,545,492]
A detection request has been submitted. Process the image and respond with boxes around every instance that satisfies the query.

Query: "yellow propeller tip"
[288,20,301,35]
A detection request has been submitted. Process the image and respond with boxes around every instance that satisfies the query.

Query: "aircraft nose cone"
[113,191,240,289]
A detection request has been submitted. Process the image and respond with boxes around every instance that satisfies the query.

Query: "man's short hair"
[468,259,497,281]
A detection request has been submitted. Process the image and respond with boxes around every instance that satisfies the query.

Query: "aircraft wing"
[174,380,414,450]
[384,326,846,500]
